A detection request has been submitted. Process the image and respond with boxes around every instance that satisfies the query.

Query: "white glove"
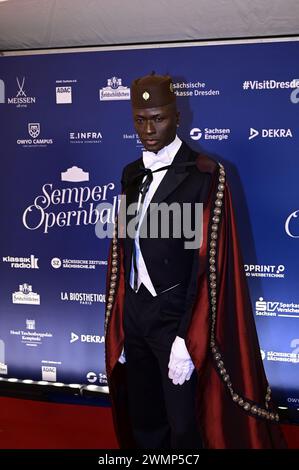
[168,336,195,385]
[118,348,126,364]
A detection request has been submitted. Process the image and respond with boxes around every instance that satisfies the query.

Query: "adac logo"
[28,123,40,139]
[249,127,293,140]
[56,86,72,104]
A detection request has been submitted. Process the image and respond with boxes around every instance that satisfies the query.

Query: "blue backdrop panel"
[0,39,298,412]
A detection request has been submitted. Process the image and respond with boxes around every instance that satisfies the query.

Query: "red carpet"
[0,396,297,449]
[0,397,118,449]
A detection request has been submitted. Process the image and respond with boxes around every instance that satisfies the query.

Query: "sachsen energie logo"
[190,127,230,141]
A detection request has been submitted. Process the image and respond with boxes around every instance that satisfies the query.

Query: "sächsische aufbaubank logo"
[99,77,130,101]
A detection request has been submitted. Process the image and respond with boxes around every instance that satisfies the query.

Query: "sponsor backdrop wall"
[0,39,298,413]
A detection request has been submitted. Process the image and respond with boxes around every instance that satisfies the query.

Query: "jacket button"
[164,258,169,264]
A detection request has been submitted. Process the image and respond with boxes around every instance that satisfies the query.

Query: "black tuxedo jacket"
[120,141,211,336]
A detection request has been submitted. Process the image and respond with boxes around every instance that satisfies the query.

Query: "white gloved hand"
[168,336,195,385]
[118,348,126,364]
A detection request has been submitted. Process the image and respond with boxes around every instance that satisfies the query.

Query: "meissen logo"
[7,77,36,107]
[12,283,40,305]
[17,123,54,148]
[99,77,130,101]
[249,127,293,140]
[3,255,39,269]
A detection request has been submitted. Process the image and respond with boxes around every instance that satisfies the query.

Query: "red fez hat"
[131,73,176,108]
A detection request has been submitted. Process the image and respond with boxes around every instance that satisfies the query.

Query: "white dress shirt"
[130,135,182,296]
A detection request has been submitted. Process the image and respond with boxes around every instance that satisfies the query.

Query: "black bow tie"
[125,161,196,192]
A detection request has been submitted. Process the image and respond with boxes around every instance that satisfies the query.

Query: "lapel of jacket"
[124,157,143,207]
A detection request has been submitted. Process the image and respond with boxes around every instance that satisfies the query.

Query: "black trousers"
[123,283,202,449]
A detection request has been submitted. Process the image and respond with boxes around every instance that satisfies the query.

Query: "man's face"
[132,103,179,153]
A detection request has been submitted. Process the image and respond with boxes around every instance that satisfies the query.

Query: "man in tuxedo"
[105,73,285,450]
[118,73,209,449]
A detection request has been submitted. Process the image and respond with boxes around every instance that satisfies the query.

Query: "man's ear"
[176,111,180,127]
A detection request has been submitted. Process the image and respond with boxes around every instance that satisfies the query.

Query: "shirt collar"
[142,135,182,169]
